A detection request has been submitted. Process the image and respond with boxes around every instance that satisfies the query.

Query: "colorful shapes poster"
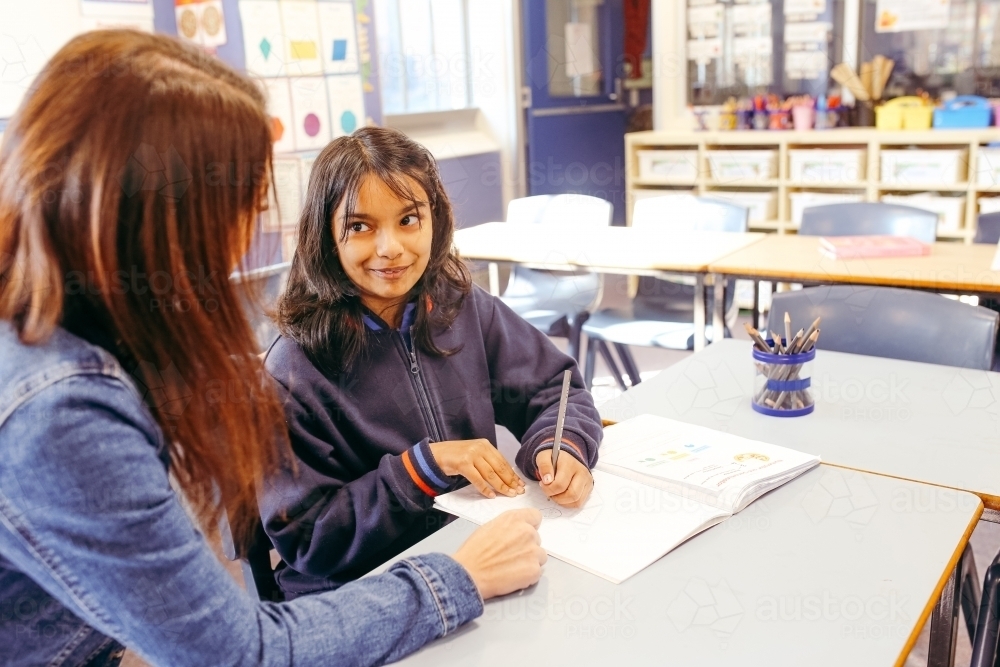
[239,0,286,76]
[289,76,331,151]
[317,1,359,74]
[174,0,227,48]
[280,0,323,76]
[262,77,295,153]
[325,74,365,138]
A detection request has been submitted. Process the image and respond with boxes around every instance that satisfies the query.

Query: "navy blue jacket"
[260,286,603,598]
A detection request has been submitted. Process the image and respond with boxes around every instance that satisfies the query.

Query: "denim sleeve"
[0,375,482,666]
[475,288,603,480]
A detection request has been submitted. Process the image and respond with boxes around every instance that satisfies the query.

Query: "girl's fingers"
[475,459,516,497]
[486,449,524,489]
[465,468,497,499]
[550,472,593,507]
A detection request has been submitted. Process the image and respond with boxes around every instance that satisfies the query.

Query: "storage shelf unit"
[626,129,1000,243]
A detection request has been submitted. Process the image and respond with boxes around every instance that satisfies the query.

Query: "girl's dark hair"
[276,126,471,375]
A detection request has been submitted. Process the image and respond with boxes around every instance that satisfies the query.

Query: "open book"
[434,414,820,584]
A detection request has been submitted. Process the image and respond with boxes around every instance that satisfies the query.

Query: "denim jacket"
[0,322,483,666]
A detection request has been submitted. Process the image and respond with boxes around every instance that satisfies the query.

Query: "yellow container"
[875,96,934,130]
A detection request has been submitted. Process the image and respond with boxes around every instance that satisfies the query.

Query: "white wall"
[651,0,690,131]
[466,0,525,209]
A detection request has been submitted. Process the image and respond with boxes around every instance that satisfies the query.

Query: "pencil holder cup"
[751,340,816,417]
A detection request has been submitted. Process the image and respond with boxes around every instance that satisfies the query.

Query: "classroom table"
[599,338,1000,518]
[453,223,766,351]
[377,466,981,667]
[705,234,1000,330]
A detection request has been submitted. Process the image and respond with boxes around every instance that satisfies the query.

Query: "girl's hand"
[452,508,546,599]
[535,448,594,508]
[429,439,526,498]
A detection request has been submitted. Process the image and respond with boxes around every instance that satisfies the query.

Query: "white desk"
[453,223,766,350]
[379,466,980,666]
[599,338,1000,513]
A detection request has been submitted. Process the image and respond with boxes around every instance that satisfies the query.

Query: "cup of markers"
[745,315,821,418]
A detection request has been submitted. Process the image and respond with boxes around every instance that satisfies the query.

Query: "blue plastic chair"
[581,195,749,390]
[232,262,290,353]
[799,202,938,243]
[499,195,613,361]
[975,212,1000,244]
[767,285,998,370]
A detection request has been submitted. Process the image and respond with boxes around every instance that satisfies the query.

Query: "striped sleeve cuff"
[529,433,589,479]
[400,438,455,497]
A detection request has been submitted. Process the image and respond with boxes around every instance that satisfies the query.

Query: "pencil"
[550,370,572,473]
[744,322,772,352]
[784,312,792,351]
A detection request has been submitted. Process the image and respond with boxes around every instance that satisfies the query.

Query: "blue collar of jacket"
[362,301,418,332]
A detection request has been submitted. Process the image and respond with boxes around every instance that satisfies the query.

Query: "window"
[374,0,472,114]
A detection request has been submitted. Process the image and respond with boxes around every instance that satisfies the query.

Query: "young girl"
[261,127,603,598]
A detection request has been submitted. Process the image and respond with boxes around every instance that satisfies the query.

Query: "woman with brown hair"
[0,30,545,666]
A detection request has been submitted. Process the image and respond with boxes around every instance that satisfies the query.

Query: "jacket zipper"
[401,329,446,443]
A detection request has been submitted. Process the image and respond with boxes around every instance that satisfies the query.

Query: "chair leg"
[930,543,979,667]
[613,343,642,387]
[597,341,629,392]
[971,551,1000,667]
[584,337,598,391]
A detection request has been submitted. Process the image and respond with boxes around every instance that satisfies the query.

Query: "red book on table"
[818,235,931,260]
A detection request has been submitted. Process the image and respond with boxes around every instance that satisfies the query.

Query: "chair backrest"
[231,262,291,352]
[632,196,748,313]
[799,202,938,243]
[975,211,1000,244]
[219,512,284,602]
[632,194,749,233]
[766,285,999,370]
[506,194,613,229]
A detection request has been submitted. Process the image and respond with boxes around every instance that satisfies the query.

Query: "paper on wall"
[267,158,303,231]
[784,0,827,14]
[317,1,359,75]
[240,0,286,77]
[262,77,295,154]
[281,0,323,76]
[687,4,724,38]
[289,76,332,151]
[564,23,596,77]
[785,50,828,80]
[687,38,722,64]
[731,4,771,36]
[784,21,831,43]
[326,74,366,137]
[174,0,227,48]
[876,0,951,32]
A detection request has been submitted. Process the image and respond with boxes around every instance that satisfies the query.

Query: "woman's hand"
[429,439,525,498]
[452,508,546,599]
[535,448,594,508]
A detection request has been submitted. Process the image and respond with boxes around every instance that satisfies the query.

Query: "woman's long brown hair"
[0,30,285,548]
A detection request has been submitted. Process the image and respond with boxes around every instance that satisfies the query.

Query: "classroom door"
[523,0,627,225]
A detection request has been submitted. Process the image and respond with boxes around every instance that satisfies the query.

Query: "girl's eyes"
[400,214,419,227]
[348,221,370,234]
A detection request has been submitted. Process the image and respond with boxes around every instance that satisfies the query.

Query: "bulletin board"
[860,0,1000,97]
[686,0,845,105]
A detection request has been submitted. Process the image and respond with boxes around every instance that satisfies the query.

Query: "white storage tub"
[976,146,1000,187]
[707,190,778,223]
[789,148,866,184]
[705,149,778,182]
[637,150,699,182]
[979,196,1000,214]
[789,191,865,226]
[880,148,967,185]
[881,192,966,232]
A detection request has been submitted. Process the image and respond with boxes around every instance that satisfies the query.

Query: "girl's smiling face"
[333,174,433,326]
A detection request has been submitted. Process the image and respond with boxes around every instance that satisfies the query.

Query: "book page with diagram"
[597,414,820,512]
